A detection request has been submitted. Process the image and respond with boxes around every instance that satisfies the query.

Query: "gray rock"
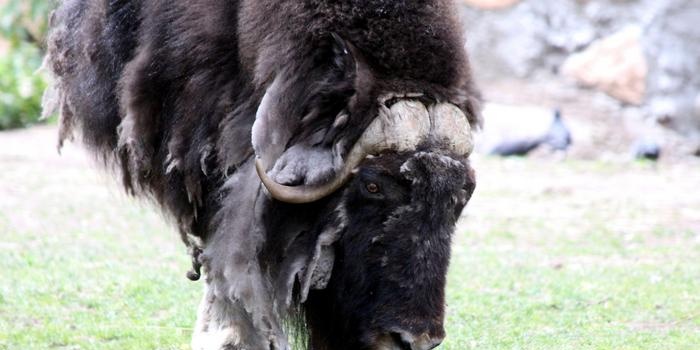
[644,0,700,151]
[462,0,700,153]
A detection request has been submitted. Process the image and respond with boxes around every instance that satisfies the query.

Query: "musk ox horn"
[428,102,475,156]
[256,99,473,203]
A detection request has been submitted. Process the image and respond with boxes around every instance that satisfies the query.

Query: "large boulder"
[561,26,648,105]
[461,1,597,79]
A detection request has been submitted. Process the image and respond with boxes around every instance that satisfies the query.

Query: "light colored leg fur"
[192,283,269,350]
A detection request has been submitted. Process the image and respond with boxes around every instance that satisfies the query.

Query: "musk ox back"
[45,1,481,349]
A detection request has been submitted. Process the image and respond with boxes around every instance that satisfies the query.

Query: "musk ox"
[44,0,481,349]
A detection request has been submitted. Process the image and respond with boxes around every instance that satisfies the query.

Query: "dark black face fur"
[303,151,476,350]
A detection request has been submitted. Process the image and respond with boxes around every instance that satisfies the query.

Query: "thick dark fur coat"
[45,0,480,348]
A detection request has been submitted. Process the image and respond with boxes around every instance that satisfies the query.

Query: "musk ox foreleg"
[192,283,269,350]
[195,159,289,350]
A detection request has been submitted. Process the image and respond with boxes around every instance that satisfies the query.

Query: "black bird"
[489,108,572,157]
[489,138,543,156]
[633,140,661,161]
[543,109,572,152]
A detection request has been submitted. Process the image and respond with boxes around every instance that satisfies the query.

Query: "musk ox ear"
[252,34,373,187]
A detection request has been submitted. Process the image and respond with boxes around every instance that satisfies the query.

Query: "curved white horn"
[256,101,431,203]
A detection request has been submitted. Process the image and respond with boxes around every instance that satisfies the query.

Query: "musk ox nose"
[387,330,444,350]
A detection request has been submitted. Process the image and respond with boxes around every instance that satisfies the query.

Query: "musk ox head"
[249,35,477,350]
[302,150,475,350]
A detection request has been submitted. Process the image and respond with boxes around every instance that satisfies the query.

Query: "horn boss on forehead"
[256,98,474,204]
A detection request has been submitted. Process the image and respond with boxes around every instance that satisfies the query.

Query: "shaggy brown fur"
[45,1,480,349]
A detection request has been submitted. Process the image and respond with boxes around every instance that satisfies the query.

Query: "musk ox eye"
[366,182,380,194]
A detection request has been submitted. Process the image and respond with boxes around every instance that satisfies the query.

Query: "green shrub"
[0,0,53,130]
[0,0,52,47]
[0,42,47,130]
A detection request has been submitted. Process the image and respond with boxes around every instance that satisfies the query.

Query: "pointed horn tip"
[255,158,331,204]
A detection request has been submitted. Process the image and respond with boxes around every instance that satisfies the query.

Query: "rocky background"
[461,0,700,159]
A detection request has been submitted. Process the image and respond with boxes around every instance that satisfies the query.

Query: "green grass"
[444,230,700,349]
[0,141,201,349]
[441,158,700,350]
[1,131,699,349]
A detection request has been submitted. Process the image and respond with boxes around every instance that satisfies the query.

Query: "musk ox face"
[303,150,475,350]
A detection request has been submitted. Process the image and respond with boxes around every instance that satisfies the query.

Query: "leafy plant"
[0,42,47,130]
[0,0,54,130]
[0,0,52,48]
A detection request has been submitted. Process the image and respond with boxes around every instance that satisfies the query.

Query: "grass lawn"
[1,126,699,349]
